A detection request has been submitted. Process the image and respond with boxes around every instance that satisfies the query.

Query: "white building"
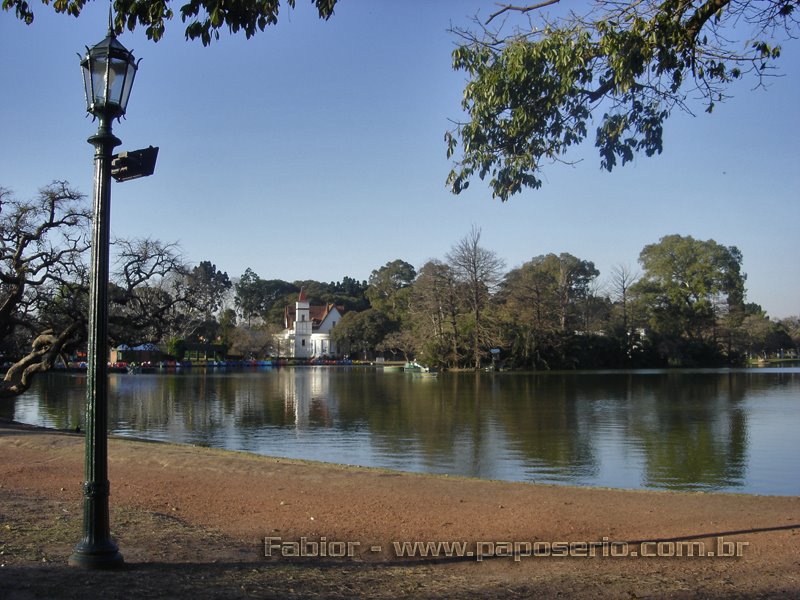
[279,290,345,358]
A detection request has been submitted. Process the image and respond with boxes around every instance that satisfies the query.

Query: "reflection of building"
[282,368,335,429]
[278,290,344,358]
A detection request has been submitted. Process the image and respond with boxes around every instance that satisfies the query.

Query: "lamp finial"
[107,3,114,37]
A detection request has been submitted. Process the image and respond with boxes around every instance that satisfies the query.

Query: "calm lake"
[5,367,799,496]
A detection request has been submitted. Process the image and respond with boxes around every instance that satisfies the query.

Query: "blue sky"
[1,2,798,318]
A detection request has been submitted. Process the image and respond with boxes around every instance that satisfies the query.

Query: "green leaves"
[596,101,665,171]
[51,0,86,17]
[447,28,597,200]
[447,0,794,199]
[178,0,337,44]
[633,235,746,341]
[366,260,416,323]
[3,0,338,44]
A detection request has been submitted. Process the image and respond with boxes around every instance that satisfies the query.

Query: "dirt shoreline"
[1,419,798,598]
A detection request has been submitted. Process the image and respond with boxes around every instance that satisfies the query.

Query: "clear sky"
[1,2,798,319]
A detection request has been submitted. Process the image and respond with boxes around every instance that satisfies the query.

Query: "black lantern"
[80,26,139,119]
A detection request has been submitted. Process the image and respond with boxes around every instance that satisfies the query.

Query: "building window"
[302,339,305,346]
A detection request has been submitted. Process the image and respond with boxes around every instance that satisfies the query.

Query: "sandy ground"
[1,420,798,599]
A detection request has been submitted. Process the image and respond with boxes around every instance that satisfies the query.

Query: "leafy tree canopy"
[366,259,416,320]
[331,308,395,356]
[2,0,339,44]
[186,261,231,315]
[632,234,745,340]
[446,0,798,200]
[234,269,299,325]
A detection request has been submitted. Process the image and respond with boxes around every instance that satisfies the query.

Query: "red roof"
[284,302,346,330]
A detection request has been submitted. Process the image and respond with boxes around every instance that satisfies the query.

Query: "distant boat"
[404,361,436,374]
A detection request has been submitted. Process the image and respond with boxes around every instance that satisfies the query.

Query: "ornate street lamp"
[68,19,139,570]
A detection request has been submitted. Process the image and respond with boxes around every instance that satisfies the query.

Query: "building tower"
[294,288,312,358]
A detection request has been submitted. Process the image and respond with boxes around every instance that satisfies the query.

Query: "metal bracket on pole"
[111,146,159,182]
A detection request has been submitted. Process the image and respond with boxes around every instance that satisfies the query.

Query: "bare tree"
[0,182,89,397]
[110,237,188,346]
[0,183,189,398]
[609,263,640,336]
[446,226,505,369]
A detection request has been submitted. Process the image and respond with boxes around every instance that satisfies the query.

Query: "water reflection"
[6,367,799,495]
[627,372,748,490]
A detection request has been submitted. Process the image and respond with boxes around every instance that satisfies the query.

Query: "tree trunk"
[0,323,80,399]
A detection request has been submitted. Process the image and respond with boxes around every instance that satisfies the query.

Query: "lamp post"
[68,20,139,570]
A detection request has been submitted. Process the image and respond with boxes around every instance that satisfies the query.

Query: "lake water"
[5,367,799,495]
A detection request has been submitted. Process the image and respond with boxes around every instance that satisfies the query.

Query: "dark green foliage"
[234,270,298,325]
[331,308,396,359]
[632,234,745,342]
[447,0,797,199]
[2,0,339,44]
[233,272,369,327]
[366,260,416,322]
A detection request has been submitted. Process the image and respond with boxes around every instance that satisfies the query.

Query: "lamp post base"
[68,541,124,569]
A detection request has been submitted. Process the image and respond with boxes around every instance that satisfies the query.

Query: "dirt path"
[1,420,798,598]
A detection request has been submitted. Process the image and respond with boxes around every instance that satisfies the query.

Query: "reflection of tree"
[15,369,761,491]
[329,371,600,480]
[18,372,85,429]
[324,369,534,479]
[110,372,286,444]
[626,372,748,489]
[331,370,470,460]
[110,373,173,433]
[495,374,597,477]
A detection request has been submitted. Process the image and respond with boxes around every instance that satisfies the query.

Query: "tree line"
[326,227,799,371]
[3,183,795,399]
[4,2,797,390]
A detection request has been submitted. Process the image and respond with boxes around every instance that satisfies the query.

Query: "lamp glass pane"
[90,55,111,105]
[119,62,137,113]
[107,56,128,108]
[81,61,93,111]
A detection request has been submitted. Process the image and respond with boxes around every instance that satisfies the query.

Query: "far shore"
[1,419,798,598]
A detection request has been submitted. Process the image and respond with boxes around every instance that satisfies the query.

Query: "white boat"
[404,361,437,375]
